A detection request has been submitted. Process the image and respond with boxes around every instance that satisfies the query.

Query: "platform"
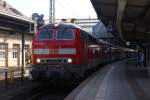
[65,59,150,100]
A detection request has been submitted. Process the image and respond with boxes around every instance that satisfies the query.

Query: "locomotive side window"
[56,29,74,40]
[38,29,54,40]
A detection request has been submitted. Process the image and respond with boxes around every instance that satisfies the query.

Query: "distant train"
[30,23,125,80]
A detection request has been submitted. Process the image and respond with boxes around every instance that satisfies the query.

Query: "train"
[30,22,125,80]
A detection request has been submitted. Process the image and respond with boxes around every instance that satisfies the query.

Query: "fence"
[0,66,30,81]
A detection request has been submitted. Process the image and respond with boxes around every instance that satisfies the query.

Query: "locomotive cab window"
[56,29,74,40]
[37,29,54,40]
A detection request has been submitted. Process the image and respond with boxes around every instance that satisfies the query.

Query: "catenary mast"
[49,0,55,23]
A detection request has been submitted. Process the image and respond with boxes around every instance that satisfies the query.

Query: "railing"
[0,65,30,81]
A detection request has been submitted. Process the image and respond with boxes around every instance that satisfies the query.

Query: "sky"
[6,0,97,19]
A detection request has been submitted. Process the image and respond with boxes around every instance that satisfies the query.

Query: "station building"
[0,0,33,67]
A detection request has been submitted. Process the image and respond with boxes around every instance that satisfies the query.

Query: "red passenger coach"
[30,23,121,80]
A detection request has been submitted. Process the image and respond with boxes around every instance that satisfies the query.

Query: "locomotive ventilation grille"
[40,58,69,64]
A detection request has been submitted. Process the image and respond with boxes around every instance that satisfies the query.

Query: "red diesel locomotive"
[30,23,122,80]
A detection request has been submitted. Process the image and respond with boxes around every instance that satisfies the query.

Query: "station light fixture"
[54,23,59,27]
[126,41,130,46]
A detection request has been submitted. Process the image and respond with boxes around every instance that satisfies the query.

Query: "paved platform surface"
[65,59,150,100]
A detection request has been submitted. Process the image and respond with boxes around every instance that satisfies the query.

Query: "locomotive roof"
[39,22,84,30]
[39,22,120,48]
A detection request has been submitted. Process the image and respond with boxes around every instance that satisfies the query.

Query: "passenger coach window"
[56,29,74,40]
[38,30,53,40]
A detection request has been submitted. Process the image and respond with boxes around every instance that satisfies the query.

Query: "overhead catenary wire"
[55,0,75,17]
[62,0,76,14]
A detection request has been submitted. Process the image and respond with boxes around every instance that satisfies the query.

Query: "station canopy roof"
[90,0,150,44]
[0,0,34,33]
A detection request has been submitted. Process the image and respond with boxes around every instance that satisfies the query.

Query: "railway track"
[5,65,106,100]
[26,80,79,100]
[30,92,67,100]
[28,68,103,100]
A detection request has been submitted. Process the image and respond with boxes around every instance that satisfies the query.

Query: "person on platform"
[136,50,144,68]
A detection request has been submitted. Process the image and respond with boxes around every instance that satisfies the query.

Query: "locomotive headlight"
[36,58,41,63]
[68,58,72,63]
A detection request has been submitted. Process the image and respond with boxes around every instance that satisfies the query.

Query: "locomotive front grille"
[41,58,68,64]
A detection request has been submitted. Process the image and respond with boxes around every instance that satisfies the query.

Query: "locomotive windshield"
[56,29,74,40]
[37,29,54,40]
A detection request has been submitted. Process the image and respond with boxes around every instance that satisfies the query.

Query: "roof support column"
[21,32,25,79]
[147,35,150,77]
[117,0,127,41]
